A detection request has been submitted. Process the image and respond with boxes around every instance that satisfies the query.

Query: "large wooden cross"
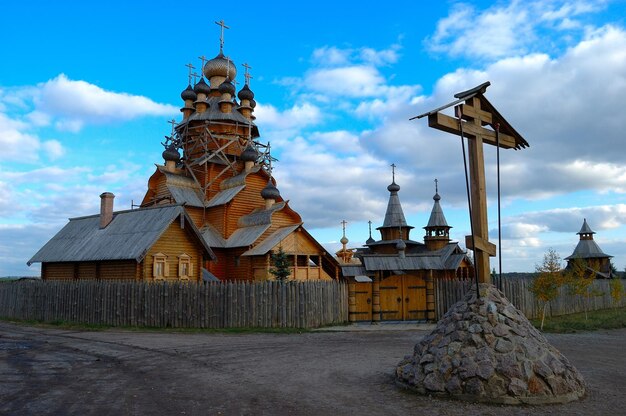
[413,82,528,284]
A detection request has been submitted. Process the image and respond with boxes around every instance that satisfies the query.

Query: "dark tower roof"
[377,180,413,231]
[425,181,451,231]
[577,218,595,235]
[565,219,611,260]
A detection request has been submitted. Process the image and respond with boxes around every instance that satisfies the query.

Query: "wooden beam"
[459,103,492,125]
[428,112,517,149]
[465,235,497,257]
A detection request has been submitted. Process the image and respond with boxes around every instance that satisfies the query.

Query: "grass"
[532,307,626,333]
[0,316,310,334]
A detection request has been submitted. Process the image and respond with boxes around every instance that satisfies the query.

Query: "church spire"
[424,179,452,251]
[377,164,413,241]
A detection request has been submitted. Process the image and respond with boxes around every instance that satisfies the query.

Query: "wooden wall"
[144,219,204,282]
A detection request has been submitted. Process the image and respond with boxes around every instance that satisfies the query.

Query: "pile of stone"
[396,284,586,405]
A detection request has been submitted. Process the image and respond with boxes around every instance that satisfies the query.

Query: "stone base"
[396,284,586,405]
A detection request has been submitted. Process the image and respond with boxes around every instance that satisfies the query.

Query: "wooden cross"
[185,63,195,85]
[167,119,177,136]
[341,220,347,238]
[391,163,396,182]
[413,82,528,284]
[434,178,439,193]
[242,63,253,85]
[215,20,229,52]
[198,55,208,73]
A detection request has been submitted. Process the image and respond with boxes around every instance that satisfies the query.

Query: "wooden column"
[372,273,381,323]
[426,270,435,321]
[348,279,356,323]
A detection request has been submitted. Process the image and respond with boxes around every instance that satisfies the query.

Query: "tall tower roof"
[425,179,450,230]
[377,164,413,232]
[577,218,595,235]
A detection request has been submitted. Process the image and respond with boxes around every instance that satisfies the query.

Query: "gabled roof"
[356,243,469,272]
[28,205,215,265]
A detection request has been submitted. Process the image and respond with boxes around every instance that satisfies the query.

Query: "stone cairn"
[396,284,586,405]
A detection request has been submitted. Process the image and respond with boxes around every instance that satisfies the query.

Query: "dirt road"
[0,322,624,415]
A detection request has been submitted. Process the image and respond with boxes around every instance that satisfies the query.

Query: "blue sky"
[2,0,626,276]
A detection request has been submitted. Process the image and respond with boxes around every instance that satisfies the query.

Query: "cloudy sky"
[2,0,626,276]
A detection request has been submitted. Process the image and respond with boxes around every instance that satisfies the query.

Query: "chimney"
[100,192,115,229]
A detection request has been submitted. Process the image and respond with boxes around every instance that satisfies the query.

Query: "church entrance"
[379,275,427,321]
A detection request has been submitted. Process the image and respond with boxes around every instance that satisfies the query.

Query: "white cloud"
[427,0,608,60]
[255,102,322,130]
[305,66,385,97]
[311,44,400,67]
[31,74,178,132]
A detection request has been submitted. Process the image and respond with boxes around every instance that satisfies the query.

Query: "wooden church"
[29,22,341,283]
[340,171,473,322]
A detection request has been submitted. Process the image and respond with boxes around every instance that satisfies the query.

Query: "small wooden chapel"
[340,168,473,322]
[28,21,341,283]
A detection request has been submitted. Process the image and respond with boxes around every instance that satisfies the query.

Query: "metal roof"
[201,224,226,248]
[341,265,368,277]
[565,240,612,260]
[225,224,270,248]
[577,219,595,235]
[362,255,445,271]
[28,205,215,265]
[206,185,246,207]
[378,190,412,230]
[425,197,450,229]
[238,202,286,227]
[241,224,301,256]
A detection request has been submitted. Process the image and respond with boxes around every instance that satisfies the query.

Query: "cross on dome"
[215,20,229,53]
[185,63,195,85]
[242,63,253,86]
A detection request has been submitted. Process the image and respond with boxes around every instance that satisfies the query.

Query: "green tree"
[564,258,598,320]
[609,277,624,308]
[530,248,564,330]
[270,247,291,281]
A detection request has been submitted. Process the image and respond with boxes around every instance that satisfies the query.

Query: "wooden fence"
[435,278,626,320]
[0,280,348,329]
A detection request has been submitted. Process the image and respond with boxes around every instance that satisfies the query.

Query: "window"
[178,254,192,280]
[153,253,168,280]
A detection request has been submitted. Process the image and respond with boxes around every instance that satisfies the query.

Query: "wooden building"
[28,195,215,282]
[29,26,340,282]
[342,176,473,322]
[564,218,613,278]
[138,35,339,282]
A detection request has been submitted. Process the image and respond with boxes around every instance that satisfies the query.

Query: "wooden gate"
[380,274,426,321]
[353,282,372,321]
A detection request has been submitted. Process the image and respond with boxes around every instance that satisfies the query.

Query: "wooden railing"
[0,280,348,329]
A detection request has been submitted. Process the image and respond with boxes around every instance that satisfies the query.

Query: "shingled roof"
[28,205,215,265]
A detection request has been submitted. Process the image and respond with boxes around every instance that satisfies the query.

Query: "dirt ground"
[0,322,624,416]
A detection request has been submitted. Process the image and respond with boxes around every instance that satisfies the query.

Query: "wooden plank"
[428,112,517,149]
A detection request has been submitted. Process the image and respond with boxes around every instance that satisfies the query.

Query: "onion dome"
[249,98,257,109]
[204,51,237,80]
[340,236,349,245]
[238,84,254,101]
[387,181,400,193]
[194,78,211,95]
[261,181,280,200]
[218,79,235,95]
[433,191,441,202]
[162,145,180,162]
[241,144,258,162]
[366,236,375,245]
[180,84,197,101]
[396,239,406,251]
